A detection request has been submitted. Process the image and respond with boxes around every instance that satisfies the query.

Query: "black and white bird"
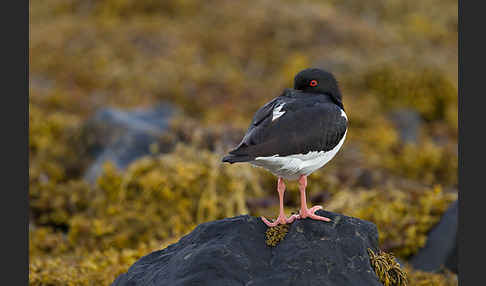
[222,68,348,227]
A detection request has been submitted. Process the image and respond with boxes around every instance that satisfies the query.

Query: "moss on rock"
[265,224,289,247]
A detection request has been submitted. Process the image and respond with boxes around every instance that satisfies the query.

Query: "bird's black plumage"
[222,68,347,164]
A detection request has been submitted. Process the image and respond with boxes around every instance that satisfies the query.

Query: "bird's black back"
[222,89,347,163]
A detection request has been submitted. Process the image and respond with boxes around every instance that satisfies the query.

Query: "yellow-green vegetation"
[367,248,458,286]
[265,224,290,247]
[29,145,265,284]
[363,65,457,128]
[30,229,174,286]
[29,103,85,185]
[406,267,458,286]
[31,144,264,250]
[382,140,458,186]
[347,64,458,186]
[368,248,408,286]
[30,0,457,284]
[327,186,457,258]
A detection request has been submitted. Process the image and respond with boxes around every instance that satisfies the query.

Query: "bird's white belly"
[250,130,347,180]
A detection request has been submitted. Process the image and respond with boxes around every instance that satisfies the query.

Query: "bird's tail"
[221,154,253,164]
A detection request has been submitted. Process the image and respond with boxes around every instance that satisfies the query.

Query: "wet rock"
[112,210,383,286]
[82,103,177,183]
[409,200,458,273]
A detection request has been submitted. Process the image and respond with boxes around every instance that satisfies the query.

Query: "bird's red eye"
[309,80,318,87]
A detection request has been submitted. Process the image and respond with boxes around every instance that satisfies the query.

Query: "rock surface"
[388,108,422,144]
[82,104,176,183]
[410,200,458,273]
[112,210,383,286]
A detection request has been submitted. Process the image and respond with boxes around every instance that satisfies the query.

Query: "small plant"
[265,224,289,247]
[368,248,408,286]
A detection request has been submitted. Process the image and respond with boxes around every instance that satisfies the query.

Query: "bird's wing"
[229,90,292,152]
[246,89,294,130]
[229,97,347,159]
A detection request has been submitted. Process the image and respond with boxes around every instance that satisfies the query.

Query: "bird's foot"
[297,205,331,222]
[261,213,299,227]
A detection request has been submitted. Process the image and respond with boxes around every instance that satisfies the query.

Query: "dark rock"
[112,210,383,286]
[388,109,422,144]
[82,103,177,183]
[409,200,458,273]
[354,169,376,189]
[444,240,458,273]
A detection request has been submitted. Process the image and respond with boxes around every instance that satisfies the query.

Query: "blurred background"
[29,0,458,285]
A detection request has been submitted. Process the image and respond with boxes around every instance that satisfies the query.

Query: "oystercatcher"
[222,68,348,227]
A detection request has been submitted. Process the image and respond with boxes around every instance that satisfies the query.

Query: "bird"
[222,68,348,227]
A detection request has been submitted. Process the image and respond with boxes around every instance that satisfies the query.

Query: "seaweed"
[368,248,408,286]
[326,186,457,258]
[265,224,290,247]
[29,0,458,284]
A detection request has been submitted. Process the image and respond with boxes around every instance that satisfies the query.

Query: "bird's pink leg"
[261,177,299,227]
[296,175,331,222]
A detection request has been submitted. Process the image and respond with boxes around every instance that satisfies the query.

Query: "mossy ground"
[30,0,457,284]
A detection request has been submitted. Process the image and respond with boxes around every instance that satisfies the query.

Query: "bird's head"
[293,68,343,109]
